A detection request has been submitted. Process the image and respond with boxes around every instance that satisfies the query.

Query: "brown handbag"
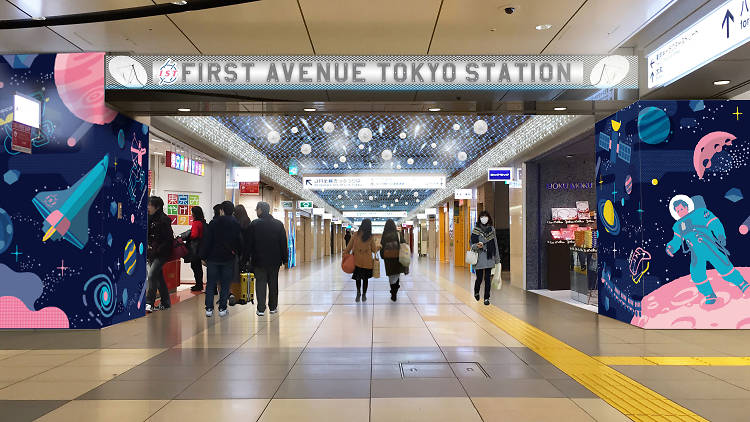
[341,253,355,274]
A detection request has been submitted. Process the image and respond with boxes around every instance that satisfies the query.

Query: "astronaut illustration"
[665,194,748,304]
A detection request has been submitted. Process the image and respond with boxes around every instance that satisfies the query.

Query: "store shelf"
[546,219,597,225]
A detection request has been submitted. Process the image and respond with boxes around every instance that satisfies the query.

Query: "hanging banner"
[105,55,638,91]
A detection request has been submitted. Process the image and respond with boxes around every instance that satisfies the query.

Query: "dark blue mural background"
[597,100,750,328]
[0,53,148,329]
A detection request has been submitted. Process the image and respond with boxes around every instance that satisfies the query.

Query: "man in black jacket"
[200,201,242,317]
[146,196,174,312]
[247,201,288,316]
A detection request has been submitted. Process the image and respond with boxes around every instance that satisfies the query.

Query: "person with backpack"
[189,206,206,292]
[470,210,501,305]
[233,204,253,274]
[344,219,378,302]
[146,196,173,313]
[380,219,406,302]
[200,201,242,317]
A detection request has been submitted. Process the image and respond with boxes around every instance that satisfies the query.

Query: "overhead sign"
[647,0,750,88]
[281,201,294,209]
[343,211,408,218]
[303,175,446,190]
[231,167,260,182]
[425,208,438,216]
[488,167,513,181]
[166,151,205,176]
[312,207,325,216]
[455,189,472,200]
[105,55,637,91]
[417,213,427,220]
[298,201,313,209]
[323,213,333,219]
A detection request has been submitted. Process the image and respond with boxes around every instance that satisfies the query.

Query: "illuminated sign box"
[166,151,205,176]
[303,175,446,190]
[455,189,472,199]
[488,167,513,181]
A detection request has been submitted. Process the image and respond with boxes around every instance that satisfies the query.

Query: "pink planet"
[54,53,117,125]
[632,268,750,329]
[67,137,76,147]
[693,131,735,179]
[0,296,69,328]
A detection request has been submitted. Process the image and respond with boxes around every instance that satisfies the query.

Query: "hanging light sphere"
[339,155,347,163]
[381,149,393,161]
[452,123,460,131]
[369,196,374,200]
[399,132,407,139]
[473,119,488,135]
[430,142,437,149]
[413,192,419,197]
[323,121,335,133]
[267,130,281,144]
[333,163,339,168]
[358,127,373,142]
[358,144,365,150]
[457,151,468,161]
[300,143,312,155]
[407,157,414,165]
[291,126,299,134]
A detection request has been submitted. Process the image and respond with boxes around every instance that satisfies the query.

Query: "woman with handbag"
[146,196,174,313]
[344,219,378,302]
[380,219,406,302]
[470,211,501,306]
[189,206,206,292]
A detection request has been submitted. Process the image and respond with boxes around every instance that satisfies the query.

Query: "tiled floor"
[1,256,750,421]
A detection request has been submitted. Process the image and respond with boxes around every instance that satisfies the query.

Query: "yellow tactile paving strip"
[433,276,709,422]
[594,356,750,366]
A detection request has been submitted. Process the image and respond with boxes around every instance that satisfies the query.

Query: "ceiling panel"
[167,1,313,54]
[299,0,441,54]
[49,16,199,54]
[0,2,80,52]
[544,0,676,54]
[429,0,583,54]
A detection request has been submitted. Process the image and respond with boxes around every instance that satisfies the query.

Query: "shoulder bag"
[398,243,411,267]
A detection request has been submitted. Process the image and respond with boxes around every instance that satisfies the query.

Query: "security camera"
[504,7,515,14]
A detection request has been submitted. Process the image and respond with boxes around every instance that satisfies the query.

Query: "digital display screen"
[13,93,40,129]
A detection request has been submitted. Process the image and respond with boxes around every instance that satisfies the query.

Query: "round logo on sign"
[590,55,630,89]
[108,56,148,88]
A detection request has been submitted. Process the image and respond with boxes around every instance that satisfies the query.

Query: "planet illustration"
[638,107,670,145]
[693,131,736,179]
[0,208,12,254]
[624,175,632,195]
[123,239,137,275]
[117,129,125,149]
[598,199,620,235]
[54,53,117,125]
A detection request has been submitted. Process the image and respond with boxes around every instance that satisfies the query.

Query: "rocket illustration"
[31,154,109,250]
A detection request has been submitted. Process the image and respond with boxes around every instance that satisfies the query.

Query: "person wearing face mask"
[470,211,500,305]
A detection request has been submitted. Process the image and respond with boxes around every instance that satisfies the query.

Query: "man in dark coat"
[247,201,288,316]
[200,201,242,317]
[146,196,174,312]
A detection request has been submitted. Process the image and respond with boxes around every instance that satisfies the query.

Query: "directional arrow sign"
[723,9,734,39]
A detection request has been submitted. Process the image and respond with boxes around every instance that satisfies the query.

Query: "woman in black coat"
[380,219,406,302]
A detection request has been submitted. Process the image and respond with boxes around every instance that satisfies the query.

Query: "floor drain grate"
[398,362,489,379]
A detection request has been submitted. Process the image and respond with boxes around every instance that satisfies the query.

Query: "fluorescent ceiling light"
[151,138,163,143]
[153,151,164,155]
[428,107,441,112]
[172,1,188,5]
[713,80,731,86]
[32,16,46,21]
[553,107,567,111]
[177,108,191,112]
[303,107,316,112]
[535,24,552,30]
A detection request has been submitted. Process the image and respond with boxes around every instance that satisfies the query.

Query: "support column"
[324,218,331,256]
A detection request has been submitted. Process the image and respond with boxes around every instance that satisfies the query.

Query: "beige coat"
[345,232,379,269]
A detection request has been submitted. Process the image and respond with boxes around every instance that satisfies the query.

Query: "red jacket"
[190,220,204,239]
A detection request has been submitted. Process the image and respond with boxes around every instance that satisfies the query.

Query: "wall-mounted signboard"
[454,189,472,199]
[106,55,637,91]
[297,201,313,210]
[488,167,513,181]
[166,151,205,176]
[281,201,294,209]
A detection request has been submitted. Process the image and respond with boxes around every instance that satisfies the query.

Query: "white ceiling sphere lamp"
[381,149,393,161]
[359,144,365,150]
[358,127,373,142]
[430,142,437,149]
[432,160,438,166]
[291,126,299,134]
[399,132,407,139]
[267,130,281,144]
[407,158,414,165]
[337,195,342,199]
[339,155,347,163]
[323,121,335,133]
[457,151,468,161]
[452,123,460,131]
[397,164,402,169]
[413,192,419,197]
[416,199,420,203]
[473,119,488,135]
[369,196,374,200]
[300,143,312,155]
[333,163,339,168]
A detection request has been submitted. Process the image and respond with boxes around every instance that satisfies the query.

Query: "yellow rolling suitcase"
[239,272,255,305]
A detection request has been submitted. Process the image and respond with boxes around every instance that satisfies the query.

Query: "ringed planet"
[598,199,621,235]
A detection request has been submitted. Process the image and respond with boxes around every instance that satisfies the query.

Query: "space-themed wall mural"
[596,100,750,329]
[0,53,149,329]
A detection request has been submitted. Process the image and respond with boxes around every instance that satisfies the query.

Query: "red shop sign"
[239,181,259,195]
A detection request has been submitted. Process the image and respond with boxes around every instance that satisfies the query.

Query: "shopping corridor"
[2,256,749,421]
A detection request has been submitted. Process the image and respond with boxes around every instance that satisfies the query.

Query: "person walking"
[146,196,173,313]
[200,201,242,317]
[189,206,206,292]
[344,219,378,302]
[247,201,288,316]
[344,229,351,249]
[470,211,500,305]
[380,219,406,302]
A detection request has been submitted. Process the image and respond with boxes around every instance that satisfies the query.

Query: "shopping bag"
[399,243,411,267]
[342,253,355,274]
[465,250,478,266]
[491,262,502,290]
[168,237,189,262]
[372,257,381,278]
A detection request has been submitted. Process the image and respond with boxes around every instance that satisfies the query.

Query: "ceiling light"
[152,151,164,155]
[303,107,316,112]
[713,80,731,86]
[566,154,574,158]
[177,108,191,112]
[553,107,567,111]
[32,16,46,21]
[535,24,552,30]
[172,0,188,5]
[151,138,163,143]
[399,132,407,139]
[428,107,441,112]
